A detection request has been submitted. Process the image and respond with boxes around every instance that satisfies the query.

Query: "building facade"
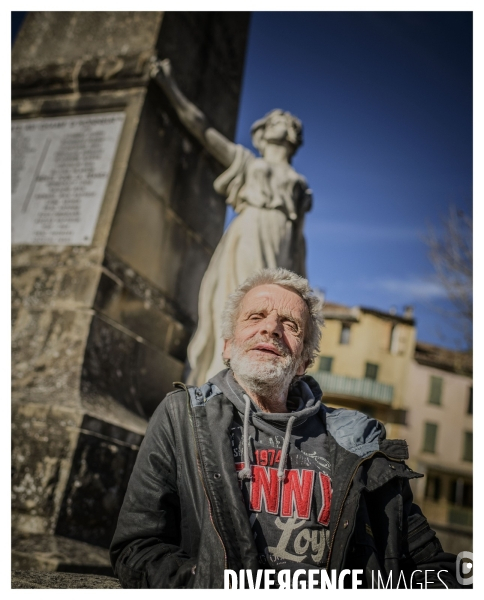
[308,302,416,439]
[310,302,473,553]
[401,342,473,553]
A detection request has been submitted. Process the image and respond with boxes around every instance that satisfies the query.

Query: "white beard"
[229,337,302,398]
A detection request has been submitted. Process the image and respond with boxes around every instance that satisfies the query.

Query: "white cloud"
[305,219,421,242]
[371,277,447,300]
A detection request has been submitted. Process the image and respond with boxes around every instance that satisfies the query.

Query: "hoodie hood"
[210,369,323,481]
[196,369,384,461]
[211,369,322,434]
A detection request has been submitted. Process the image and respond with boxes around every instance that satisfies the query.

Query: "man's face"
[223,284,309,379]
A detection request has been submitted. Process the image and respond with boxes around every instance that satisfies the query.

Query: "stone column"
[12,11,249,572]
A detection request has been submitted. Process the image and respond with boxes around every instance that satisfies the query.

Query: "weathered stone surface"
[13,12,162,69]
[12,404,82,534]
[12,308,92,399]
[12,571,121,590]
[12,534,113,577]
[94,270,181,357]
[107,169,174,292]
[82,314,183,418]
[166,320,193,363]
[55,416,142,547]
[157,12,250,138]
[167,146,226,251]
[12,265,102,310]
[101,248,194,325]
[80,391,147,436]
[12,11,249,570]
[107,165,218,317]
[12,12,163,95]
[12,88,137,121]
[128,90,183,210]
[11,243,105,269]
[107,121,224,308]
[12,402,145,544]
[175,234,213,323]
[104,11,250,335]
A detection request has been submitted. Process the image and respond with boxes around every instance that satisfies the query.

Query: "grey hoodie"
[211,369,333,573]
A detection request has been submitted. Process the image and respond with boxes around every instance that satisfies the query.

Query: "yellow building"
[402,342,472,553]
[310,303,472,553]
[308,302,416,439]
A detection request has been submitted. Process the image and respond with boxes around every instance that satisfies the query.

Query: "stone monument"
[11,11,249,574]
[153,60,312,386]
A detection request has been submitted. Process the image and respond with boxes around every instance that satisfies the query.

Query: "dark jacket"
[110,375,462,588]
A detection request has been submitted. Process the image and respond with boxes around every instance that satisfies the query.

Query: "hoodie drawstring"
[277,415,296,481]
[237,394,297,483]
[238,394,252,480]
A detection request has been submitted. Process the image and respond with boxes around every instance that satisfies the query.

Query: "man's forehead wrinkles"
[241,301,303,323]
[243,297,272,308]
[241,298,272,314]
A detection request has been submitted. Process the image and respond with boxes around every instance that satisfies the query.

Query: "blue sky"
[230,11,472,349]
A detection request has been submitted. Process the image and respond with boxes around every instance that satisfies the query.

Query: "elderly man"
[110,268,461,588]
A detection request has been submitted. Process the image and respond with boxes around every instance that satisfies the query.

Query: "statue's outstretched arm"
[151,59,236,168]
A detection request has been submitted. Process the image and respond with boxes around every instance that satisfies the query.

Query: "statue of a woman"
[152,60,313,385]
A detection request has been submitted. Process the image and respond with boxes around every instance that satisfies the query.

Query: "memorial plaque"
[12,113,125,245]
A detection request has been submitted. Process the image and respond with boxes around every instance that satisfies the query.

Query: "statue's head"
[250,109,303,160]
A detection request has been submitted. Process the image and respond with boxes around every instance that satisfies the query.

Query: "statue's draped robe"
[187,145,312,385]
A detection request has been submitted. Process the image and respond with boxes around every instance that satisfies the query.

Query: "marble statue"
[151,59,313,385]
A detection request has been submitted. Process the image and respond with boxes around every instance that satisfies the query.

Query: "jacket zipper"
[176,382,229,572]
[195,449,228,571]
[326,450,404,568]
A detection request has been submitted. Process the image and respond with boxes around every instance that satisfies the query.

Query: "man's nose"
[260,314,283,337]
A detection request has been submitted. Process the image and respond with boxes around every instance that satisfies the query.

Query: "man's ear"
[223,338,232,361]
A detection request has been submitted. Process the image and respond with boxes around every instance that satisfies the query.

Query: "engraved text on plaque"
[12,112,125,245]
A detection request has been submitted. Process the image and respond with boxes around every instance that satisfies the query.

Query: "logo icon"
[456,551,473,586]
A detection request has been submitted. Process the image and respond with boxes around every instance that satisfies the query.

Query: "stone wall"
[12,11,249,569]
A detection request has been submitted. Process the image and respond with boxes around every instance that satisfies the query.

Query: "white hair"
[221,268,324,367]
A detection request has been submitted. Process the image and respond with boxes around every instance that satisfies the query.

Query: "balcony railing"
[312,371,394,404]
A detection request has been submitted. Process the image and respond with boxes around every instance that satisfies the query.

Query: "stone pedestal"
[12,11,249,571]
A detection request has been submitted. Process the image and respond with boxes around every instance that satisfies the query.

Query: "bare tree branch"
[424,206,472,349]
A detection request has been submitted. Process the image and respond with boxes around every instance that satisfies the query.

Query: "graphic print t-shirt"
[215,369,334,573]
[230,412,332,571]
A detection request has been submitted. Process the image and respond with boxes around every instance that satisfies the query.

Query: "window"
[339,323,351,345]
[389,324,399,354]
[425,475,442,501]
[449,478,473,508]
[422,422,438,453]
[467,387,473,415]
[318,356,333,372]
[428,376,443,405]
[365,362,379,380]
[463,431,473,462]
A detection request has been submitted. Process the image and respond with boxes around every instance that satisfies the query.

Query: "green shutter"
[423,422,438,453]
[365,363,379,380]
[428,376,443,405]
[319,356,333,373]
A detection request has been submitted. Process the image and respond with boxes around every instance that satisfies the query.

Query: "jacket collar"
[188,372,410,461]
